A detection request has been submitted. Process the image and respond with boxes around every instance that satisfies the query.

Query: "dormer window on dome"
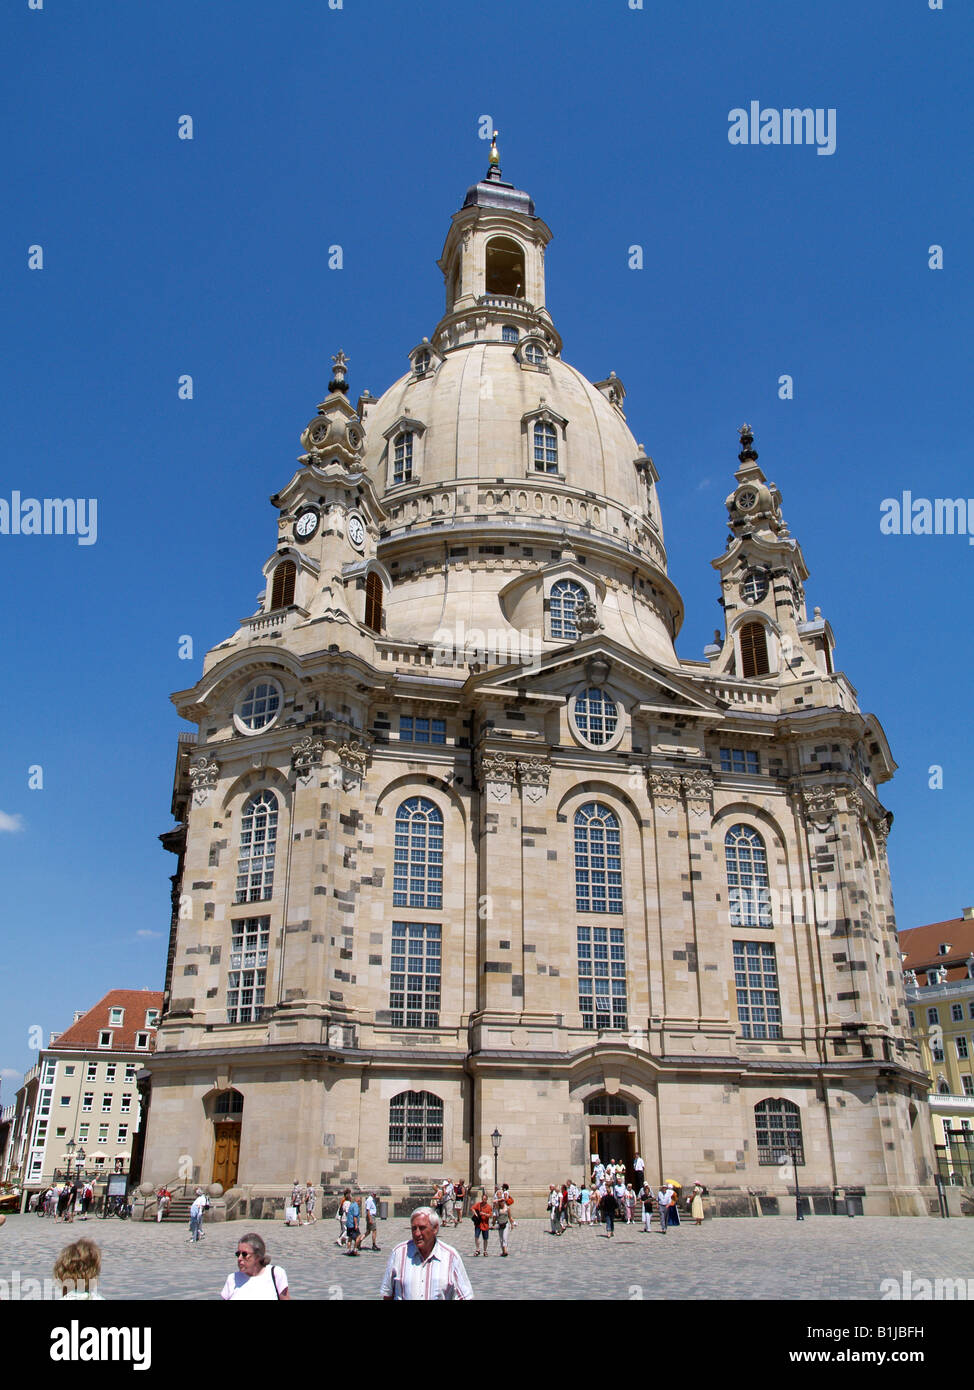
[534,421,557,473]
[502,325,519,343]
[394,432,413,484]
[521,403,567,479]
[408,341,442,378]
[514,336,549,371]
[383,416,426,489]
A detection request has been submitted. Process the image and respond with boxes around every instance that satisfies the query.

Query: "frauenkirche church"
[141,143,934,1217]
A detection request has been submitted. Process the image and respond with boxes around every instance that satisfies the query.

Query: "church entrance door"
[212,1123,240,1189]
[589,1127,636,1180]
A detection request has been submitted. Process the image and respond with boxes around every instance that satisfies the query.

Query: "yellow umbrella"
[664,1179,682,1188]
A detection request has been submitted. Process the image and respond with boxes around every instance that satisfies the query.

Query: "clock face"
[294,507,320,541]
[736,488,758,512]
[347,514,366,550]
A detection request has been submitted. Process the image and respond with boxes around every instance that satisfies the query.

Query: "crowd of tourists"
[28,1180,97,1221]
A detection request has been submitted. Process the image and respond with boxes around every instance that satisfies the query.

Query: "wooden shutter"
[365,572,383,632]
[271,561,296,610]
[739,622,769,677]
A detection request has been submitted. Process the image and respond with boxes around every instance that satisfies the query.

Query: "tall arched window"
[754,1098,803,1165]
[725,824,772,926]
[485,236,525,297]
[533,421,558,472]
[388,1091,443,1162]
[270,561,296,610]
[393,797,443,908]
[739,621,770,677]
[550,579,586,640]
[365,572,383,632]
[236,791,278,903]
[574,802,622,913]
[393,431,413,485]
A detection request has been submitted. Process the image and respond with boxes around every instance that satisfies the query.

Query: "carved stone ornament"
[517,756,551,804]
[338,737,370,788]
[291,736,325,780]
[574,598,602,637]
[682,770,715,816]
[648,771,682,814]
[871,814,891,849]
[189,755,219,806]
[477,749,516,804]
[903,969,917,988]
[845,789,865,822]
[800,783,837,826]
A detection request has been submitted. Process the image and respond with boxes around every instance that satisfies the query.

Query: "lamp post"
[490,1128,502,1191]
[791,1142,804,1221]
[66,1138,75,1183]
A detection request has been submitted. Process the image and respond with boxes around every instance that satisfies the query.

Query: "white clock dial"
[347,515,365,549]
[294,508,319,540]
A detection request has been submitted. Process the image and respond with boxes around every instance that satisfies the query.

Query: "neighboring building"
[15,990,162,1189]
[3,1064,39,1189]
[0,1104,14,1184]
[901,910,974,1186]
[141,146,932,1215]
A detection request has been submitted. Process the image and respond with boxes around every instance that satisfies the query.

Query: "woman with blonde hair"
[54,1238,105,1299]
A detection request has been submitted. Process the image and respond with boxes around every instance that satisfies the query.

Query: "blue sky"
[2,0,971,1095]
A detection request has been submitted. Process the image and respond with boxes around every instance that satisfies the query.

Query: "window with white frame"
[393,798,443,909]
[59,1096,70,1107]
[117,1125,128,1144]
[227,917,270,1024]
[389,922,441,1028]
[533,421,558,472]
[574,803,622,913]
[78,1124,89,1142]
[38,1088,52,1116]
[135,1033,149,1049]
[927,1007,940,1026]
[86,1063,97,1081]
[64,1065,75,1076]
[570,688,619,748]
[525,341,546,367]
[393,431,413,485]
[963,1076,974,1097]
[235,680,282,733]
[957,1036,969,1060]
[414,350,431,375]
[120,1093,132,1114]
[725,825,772,927]
[101,1094,112,1112]
[97,1125,109,1143]
[577,926,628,1030]
[952,1004,964,1022]
[733,940,782,1039]
[105,1064,116,1083]
[82,1093,93,1113]
[99,1031,112,1048]
[145,1010,160,1029]
[124,1065,136,1082]
[43,1060,56,1082]
[549,579,586,640]
[236,790,278,903]
[109,1008,124,1026]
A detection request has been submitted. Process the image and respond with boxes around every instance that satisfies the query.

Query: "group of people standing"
[33,1181,96,1221]
[468,1184,515,1256]
[285,1180,319,1226]
[547,1162,707,1236]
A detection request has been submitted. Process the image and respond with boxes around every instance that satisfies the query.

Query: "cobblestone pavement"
[1,1213,972,1301]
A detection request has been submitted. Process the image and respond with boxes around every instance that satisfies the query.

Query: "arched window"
[236,791,278,903]
[270,561,296,611]
[574,803,622,913]
[572,688,619,747]
[502,325,519,343]
[414,350,431,375]
[739,622,770,677]
[485,236,525,297]
[754,1098,803,1165]
[525,341,546,367]
[393,431,413,485]
[725,824,772,926]
[388,1090,443,1162]
[533,421,558,472]
[393,797,443,909]
[235,680,282,733]
[550,580,586,640]
[365,572,383,632]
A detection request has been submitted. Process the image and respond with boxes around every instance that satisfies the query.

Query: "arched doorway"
[585,1093,637,1179]
[209,1090,243,1189]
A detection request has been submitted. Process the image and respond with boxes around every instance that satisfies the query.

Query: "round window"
[570,687,621,749]
[234,680,283,734]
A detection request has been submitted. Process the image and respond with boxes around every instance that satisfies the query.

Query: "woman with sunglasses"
[221,1233,290,1300]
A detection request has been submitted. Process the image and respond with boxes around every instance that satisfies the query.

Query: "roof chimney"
[962,907,974,920]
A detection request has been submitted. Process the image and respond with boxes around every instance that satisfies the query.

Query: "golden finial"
[489,131,500,167]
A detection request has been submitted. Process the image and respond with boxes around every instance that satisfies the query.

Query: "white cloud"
[1,1068,22,1082]
[0,811,23,833]
[136,930,163,939]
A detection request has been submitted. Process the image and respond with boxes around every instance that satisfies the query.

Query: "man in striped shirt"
[380,1207,473,1301]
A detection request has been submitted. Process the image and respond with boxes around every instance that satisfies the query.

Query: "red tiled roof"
[49,990,164,1053]
[898,916,974,984]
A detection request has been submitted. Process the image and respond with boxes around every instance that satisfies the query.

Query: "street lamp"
[791,1142,804,1221]
[490,1128,502,1190]
[66,1138,75,1182]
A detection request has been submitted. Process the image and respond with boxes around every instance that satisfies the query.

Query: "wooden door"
[212,1123,240,1189]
